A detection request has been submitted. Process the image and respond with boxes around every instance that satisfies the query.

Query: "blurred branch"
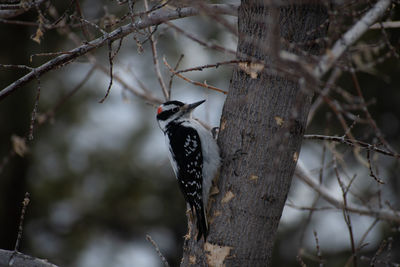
[144,0,169,101]
[0,3,237,101]
[313,0,391,78]
[146,234,169,267]
[0,0,47,19]
[370,21,400,29]
[175,60,250,74]
[303,134,400,158]
[0,193,55,267]
[350,67,396,153]
[0,249,58,267]
[163,57,228,95]
[165,21,236,55]
[295,161,400,223]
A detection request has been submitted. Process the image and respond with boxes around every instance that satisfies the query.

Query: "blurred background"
[0,0,400,266]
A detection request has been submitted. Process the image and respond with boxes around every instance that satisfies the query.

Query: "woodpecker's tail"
[195,205,208,241]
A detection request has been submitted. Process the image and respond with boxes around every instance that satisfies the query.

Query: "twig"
[349,67,395,153]
[168,54,184,97]
[14,192,30,252]
[366,150,385,184]
[39,66,96,124]
[303,134,400,158]
[313,230,324,267]
[70,14,107,35]
[164,21,236,55]
[0,4,236,101]
[30,51,75,62]
[74,0,92,40]
[175,60,251,74]
[0,67,95,175]
[99,40,115,103]
[0,63,33,71]
[356,218,379,251]
[307,68,342,125]
[333,157,357,267]
[313,0,392,78]
[163,57,227,95]
[295,161,400,223]
[146,234,170,267]
[370,21,400,29]
[144,0,169,100]
[28,75,41,141]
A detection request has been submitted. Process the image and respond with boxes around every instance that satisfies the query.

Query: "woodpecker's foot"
[211,127,219,140]
[176,7,182,17]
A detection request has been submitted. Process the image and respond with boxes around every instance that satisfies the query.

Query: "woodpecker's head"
[156,100,205,131]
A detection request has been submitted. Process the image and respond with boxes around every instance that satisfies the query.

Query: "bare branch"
[167,54,184,96]
[303,134,400,158]
[165,21,236,55]
[0,4,236,101]
[0,249,59,267]
[370,21,400,29]
[144,0,169,101]
[175,60,250,74]
[28,76,41,140]
[295,161,400,223]
[163,57,228,95]
[146,234,169,267]
[313,0,391,78]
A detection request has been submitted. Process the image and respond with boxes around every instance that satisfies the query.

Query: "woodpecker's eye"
[172,107,179,112]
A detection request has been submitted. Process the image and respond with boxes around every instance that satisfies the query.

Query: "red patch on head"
[157,106,163,114]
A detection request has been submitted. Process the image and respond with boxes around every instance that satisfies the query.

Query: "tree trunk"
[181,1,328,266]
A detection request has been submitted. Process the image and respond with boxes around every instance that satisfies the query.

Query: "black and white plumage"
[156,100,220,241]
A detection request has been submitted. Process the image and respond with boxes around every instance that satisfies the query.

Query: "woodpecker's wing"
[166,124,208,240]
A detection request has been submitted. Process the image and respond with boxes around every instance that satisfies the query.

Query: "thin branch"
[366,150,385,184]
[303,134,400,158]
[28,76,41,141]
[0,63,33,71]
[14,192,30,252]
[168,54,184,97]
[144,0,169,100]
[370,21,400,29]
[175,60,250,74]
[313,230,324,266]
[99,40,116,103]
[164,21,236,55]
[313,0,392,78]
[307,68,342,125]
[333,157,357,267]
[146,234,170,267]
[73,0,92,40]
[163,57,227,95]
[295,161,400,223]
[349,67,395,153]
[70,14,107,35]
[39,66,96,124]
[0,4,236,101]
[0,249,59,267]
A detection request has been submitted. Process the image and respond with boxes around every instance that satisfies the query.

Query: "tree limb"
[295,161,400,223]
[303,134,400,158]
[0,3,237,101]
[0,249,58,267]
[313,0,391,78]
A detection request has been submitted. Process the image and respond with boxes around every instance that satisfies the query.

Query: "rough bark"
[181,1,328,266]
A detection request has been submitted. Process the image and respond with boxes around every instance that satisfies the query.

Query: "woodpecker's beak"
[183,100,205,113]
